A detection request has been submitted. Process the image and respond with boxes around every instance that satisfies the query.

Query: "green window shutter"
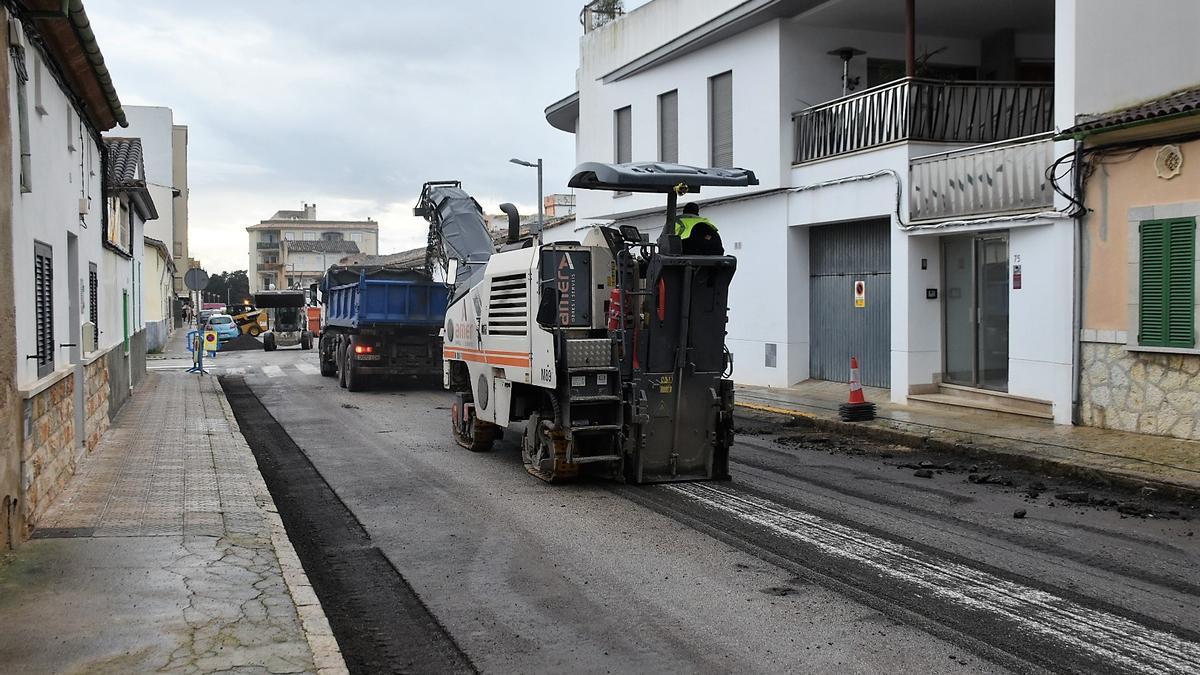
[1140,221,1167,346]
[1139,218,1196,348]
[1165,218,1195,348]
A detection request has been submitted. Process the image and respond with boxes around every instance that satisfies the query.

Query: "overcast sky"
[87,1,642,274]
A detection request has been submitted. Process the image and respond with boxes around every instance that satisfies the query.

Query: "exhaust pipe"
[499,203,521,244]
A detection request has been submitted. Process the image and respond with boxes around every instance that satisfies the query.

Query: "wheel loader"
[415,162,757,483]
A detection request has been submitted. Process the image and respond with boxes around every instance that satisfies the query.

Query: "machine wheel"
[451,396,497,452]
[521,411,578,482]
[263,333,276,351]
[248,325,261,337]
[300,332,313,350]
[319,356,335,377]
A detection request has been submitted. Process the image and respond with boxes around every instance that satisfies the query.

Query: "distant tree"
[226,271,252,306]
[203,274,228,305]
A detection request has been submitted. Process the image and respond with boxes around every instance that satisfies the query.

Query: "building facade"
[115,105,189,304]
[0,0,133,547]
[544,0,1200,429]
[247,203,378,292]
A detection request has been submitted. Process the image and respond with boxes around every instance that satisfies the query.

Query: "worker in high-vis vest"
[675,202,724,255]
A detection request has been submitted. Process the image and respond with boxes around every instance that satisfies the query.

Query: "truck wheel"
[337,342,349,389]
[301,333,312,350]
[263,333,276,351]
[345,360,363,392]
[319,356,335,377]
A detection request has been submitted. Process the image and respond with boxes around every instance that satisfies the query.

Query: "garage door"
[809,220,891,387]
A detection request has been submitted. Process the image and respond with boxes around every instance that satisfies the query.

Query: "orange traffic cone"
[839,356,876,422]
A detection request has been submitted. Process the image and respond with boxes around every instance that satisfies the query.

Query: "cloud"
[87,1,582,273]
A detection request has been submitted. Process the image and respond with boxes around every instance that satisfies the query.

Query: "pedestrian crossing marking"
[262,365,285,378]
[295,363,320,375]
[148,361,326,379]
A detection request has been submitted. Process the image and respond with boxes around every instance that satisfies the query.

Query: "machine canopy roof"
[254,291,307,308]
[568,162,758,194]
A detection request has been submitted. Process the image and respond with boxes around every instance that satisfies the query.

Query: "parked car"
[204,314,241,342]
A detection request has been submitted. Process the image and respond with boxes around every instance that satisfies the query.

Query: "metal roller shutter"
[809,220,891,387]
[709,71,733,168]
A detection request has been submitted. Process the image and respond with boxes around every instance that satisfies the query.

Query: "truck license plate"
[355,354,382,361]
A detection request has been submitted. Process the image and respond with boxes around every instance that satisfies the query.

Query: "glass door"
[942,233,1010,391]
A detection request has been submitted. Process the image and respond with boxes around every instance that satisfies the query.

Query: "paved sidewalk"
[0,372,347,674]
[738,381,1200,499]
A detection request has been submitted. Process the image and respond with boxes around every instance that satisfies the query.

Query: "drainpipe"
[1070,140,1084,425]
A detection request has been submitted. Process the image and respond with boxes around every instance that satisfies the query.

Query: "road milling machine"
[414,163,758,483]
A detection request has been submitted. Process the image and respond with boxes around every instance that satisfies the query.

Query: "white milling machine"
[414,163,758,483]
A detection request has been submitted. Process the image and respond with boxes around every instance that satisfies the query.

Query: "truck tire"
[319,356,335,377]
[263,333,276,351]
[345,359,363,392]
[301,333,312,350]
[337,341,349,389]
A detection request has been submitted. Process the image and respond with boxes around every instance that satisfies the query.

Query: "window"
[303,232,317,241]
[283,231,295,241]
[350,232,363,243]
[322,232,343,241]
[34,242,54,377]
[709,71,733,168]
[658,90,678,164]
[89,263,98,350]
[614,106,632,164]
[1139,218,1196,348]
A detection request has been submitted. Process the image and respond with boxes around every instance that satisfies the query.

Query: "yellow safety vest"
[675,216,718,240]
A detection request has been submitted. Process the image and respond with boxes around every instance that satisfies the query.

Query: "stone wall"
[84,358,111,451]
[20,374,79,528]
[1079,341,1200,439]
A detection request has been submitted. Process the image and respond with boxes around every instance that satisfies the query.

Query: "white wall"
[9,25,109,388]
[116,107,175,254]
[575,19,786,225]
[1065,0,1200,117]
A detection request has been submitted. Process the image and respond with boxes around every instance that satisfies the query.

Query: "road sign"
[204,330,219,352]
[184,268,209,291]
[854,280,866,308]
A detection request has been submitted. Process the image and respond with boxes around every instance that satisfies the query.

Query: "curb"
[212,378,350,675]
[735,401,1200,502]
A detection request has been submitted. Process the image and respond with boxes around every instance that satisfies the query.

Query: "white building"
[247,203,378,292]
[545,0,1196,426]
[0,1,135,546]
[115,105,189,303]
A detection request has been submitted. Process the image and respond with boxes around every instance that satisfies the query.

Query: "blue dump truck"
[317,264,449,391]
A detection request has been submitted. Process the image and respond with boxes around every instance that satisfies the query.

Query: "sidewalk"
[737,381,1200,499]
[0,371,347,674]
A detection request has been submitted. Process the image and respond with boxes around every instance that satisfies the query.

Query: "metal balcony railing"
[256,241,279,250]
[793,77,1053,164]
[909,133,1055,221]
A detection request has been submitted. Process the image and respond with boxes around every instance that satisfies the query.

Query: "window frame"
[658,90,679,164]
[613,105,632,164]
[708,70,734,168]
[34,241,54,377]
[1138,217,1196,349]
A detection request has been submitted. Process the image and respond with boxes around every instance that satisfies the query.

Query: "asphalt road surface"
[157,346,1200,674]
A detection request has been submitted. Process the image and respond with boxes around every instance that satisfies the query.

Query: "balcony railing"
[256,241,279,250]
[793,77,1053,164]
[909,133,1055,222]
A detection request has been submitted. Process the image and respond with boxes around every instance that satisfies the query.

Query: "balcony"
[909,133,1055,222]
[257,241,279,250]
[792,78,1053,164]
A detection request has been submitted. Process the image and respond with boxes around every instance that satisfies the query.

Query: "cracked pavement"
[0,372,343,674]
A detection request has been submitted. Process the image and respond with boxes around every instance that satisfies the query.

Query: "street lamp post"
[509,157,543,240]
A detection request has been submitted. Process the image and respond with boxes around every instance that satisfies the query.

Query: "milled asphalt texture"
[221,375,475,675]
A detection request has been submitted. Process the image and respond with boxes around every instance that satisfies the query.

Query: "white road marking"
[295,363,320,375]
[666,482,1200,674]
[225,367,247,375]
[262,365,285,378]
